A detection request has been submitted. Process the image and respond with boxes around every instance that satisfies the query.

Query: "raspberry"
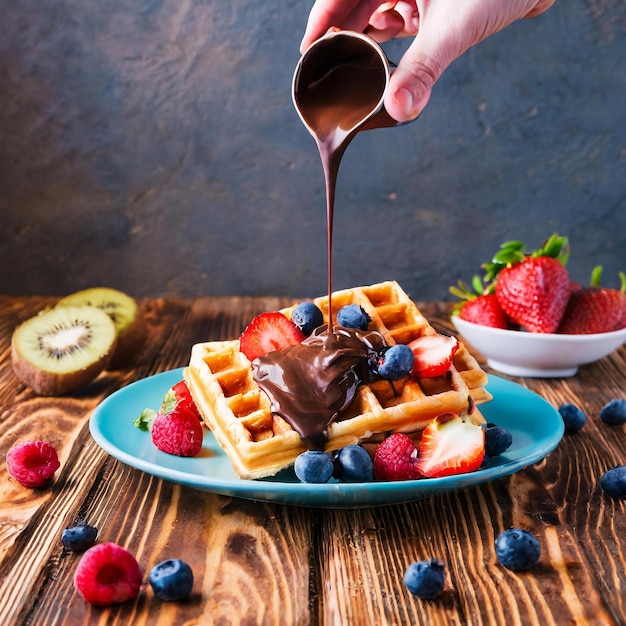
[6,440,60,488]
[373,433,420,481]
[151,406,203,457]
[74,542,143,605]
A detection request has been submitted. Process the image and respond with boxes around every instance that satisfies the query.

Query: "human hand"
[300,1,556,122]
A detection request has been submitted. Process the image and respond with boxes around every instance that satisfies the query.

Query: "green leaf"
[160,388,177,414]
[134,408,157,431]
[590,265,603,287]
[471,275,484,295]
[534,233,569,263]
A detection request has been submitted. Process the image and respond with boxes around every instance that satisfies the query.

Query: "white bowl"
[452,317,626,378]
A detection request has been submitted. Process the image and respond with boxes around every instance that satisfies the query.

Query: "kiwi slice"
[57,287,147,368]
[11,305,117,395]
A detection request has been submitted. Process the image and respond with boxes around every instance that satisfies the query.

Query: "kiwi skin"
[57,287,147,369]
[11,305,117,396]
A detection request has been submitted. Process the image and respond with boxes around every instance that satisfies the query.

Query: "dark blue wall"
[1,1,625,301]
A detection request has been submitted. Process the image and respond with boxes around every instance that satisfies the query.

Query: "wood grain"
[0,295,624,625]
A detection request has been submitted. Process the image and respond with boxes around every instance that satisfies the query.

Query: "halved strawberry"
[239,312,306,362]
[416,413,485,478]
[408,334,459,378]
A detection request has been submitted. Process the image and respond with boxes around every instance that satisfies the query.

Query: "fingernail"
[396,88,414,118]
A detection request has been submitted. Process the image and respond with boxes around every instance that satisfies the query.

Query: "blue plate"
[89,369,564,508]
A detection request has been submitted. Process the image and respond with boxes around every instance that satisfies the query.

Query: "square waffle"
[184,281,491,479]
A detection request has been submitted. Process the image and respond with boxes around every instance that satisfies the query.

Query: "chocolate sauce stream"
[250,35,392,448]
[293,35,387,325]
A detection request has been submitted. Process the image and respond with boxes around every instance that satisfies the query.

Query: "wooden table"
[1,295,625,625]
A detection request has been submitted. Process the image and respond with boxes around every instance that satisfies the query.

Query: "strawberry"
[373,433,420,481]
[487,235,571,333]
[460,294,509,329]
[408,334,459,378]
[450,276,509,329]
[171,380,202,420]
[415,413,485,478]
[134,379,202,431]
[558,267,626,334]
[239,312,306,362]
[495,257,570,333]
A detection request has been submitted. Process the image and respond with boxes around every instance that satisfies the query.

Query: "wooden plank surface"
[0,295,624,625]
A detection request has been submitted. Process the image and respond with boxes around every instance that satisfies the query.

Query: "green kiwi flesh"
[57,287,146,368]
[11,305,117,395]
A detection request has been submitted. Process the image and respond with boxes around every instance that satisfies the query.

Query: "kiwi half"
[11,305,117,395]
[57,287,147,368]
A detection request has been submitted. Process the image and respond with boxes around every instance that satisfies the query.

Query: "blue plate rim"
[89,368,564,507]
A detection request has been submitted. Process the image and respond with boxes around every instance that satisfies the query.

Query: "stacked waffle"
[184,281,491,479]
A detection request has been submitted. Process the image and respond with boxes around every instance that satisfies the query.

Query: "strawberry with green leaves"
[558,267,626,334]
[450,276,509,329]
[487,234,571,334]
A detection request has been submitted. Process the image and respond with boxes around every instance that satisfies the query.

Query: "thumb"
[384,32,452,122]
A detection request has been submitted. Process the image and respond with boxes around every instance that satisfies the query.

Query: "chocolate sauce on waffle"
[253,327,386,449]
[252,34,392,447]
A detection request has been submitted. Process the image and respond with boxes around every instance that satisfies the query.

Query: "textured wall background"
[1,0,625,301]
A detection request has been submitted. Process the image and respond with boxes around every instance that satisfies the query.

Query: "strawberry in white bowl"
[451,234,626,377]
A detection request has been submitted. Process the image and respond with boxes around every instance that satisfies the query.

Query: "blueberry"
[294,450,335,483]
[337,304,371,330]
[291,302,324,336]
[61,521,98,552]
[558,403,587,433]
[495,529,541,571]
[599,399,626,426]
[600,466,626,499]
[484,425,513,457]
[377,345,414,380]
[404,558,445,599]
[149,558,194,601]
[334,445,373,482]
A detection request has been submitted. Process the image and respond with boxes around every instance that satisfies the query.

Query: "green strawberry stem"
[449,275,496,313]
[483,233,569,284]
[589,266,626,293]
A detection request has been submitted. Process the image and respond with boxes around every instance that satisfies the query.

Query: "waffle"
[184,281,491,479]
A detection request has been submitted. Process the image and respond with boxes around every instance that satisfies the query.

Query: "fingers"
[300,0,383,53]
[365,2,420,41]
[524,0,557,18]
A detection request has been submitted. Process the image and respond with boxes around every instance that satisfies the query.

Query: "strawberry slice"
[239,312,306,362]
[416,413,485,478]
[408,334,459,378]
